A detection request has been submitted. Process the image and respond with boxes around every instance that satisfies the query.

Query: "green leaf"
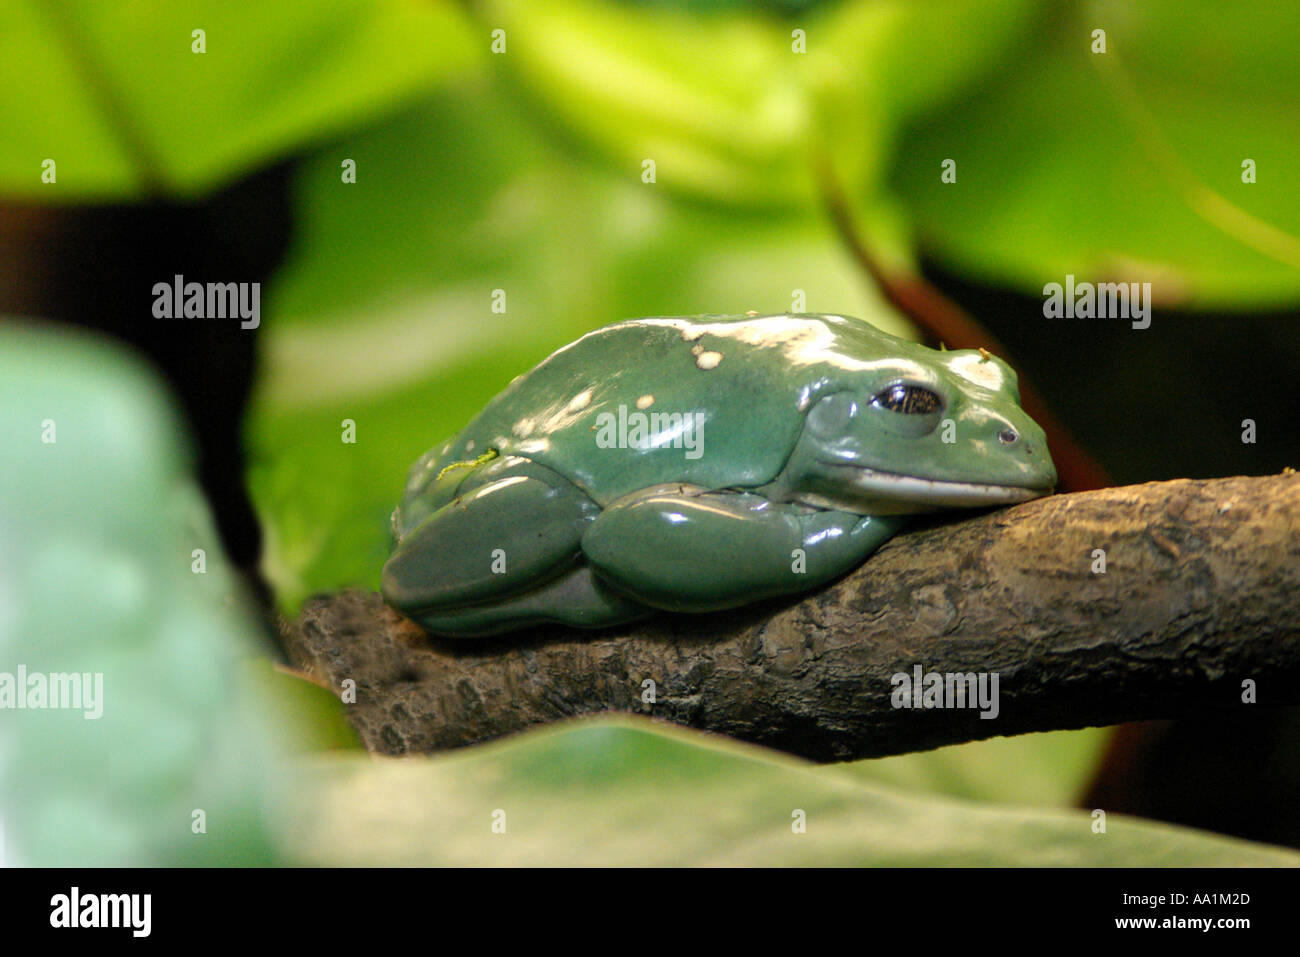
[0,321,292,865]
[0,0,477,199]
[892,0,1300,307]
[844,729,1110,808]
[240,661,364,753]
[469,0,1039,208]
[284,717,1300,865]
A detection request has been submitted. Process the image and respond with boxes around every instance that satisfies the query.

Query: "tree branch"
[284,474,1300,761]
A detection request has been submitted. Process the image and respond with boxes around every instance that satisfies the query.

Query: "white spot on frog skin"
[638,314,882,372]
[567,390,593,413]
[696,351,723,370]
[691,344,704,356]
[949,352,1006,391]
[512,418,535,437]
[636,394,654,410]
[465,439,476,453]
[516,438,550,455]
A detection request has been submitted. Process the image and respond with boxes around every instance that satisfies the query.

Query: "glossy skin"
[382,314,1057,637]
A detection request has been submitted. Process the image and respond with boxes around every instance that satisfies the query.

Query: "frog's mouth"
[802,463,1054,513]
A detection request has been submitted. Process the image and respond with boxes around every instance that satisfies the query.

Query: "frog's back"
[434,314,907,504]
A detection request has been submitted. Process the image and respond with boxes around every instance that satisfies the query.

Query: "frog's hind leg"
[404,564,652,638]
[381,456,651,636]
[382,457,598,611]
[582,485,905,613]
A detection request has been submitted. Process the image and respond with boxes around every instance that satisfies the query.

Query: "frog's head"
[784,345,1057,514]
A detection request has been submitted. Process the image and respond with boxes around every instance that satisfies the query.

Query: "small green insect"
[382,314,1056,637]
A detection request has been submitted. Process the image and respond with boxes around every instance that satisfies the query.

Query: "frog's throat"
[798,463,1053,514]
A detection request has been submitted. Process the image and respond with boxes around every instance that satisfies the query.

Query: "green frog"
[382,314,1056,637]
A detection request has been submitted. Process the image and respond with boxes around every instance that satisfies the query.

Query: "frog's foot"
[401,564,653,638]
[582,485,906,613]
[381,459,603,619]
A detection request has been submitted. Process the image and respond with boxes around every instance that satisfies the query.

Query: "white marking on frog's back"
[636,314,898,374]
[696,351,722,370]
[948,353,1007,391]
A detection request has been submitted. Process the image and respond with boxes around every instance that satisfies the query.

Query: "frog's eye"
[871,383,942,415]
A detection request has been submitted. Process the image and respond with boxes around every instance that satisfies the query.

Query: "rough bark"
[283,474,1300,762]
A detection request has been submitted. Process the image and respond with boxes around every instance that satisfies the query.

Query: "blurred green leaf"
[0,0,477,199]
[471,0,1039,208]
[612,0,844,15]
[845,728,1110,808]
[285,717,1299,865]
[0,320,291,865]
[892,0,1300,307]
[240,661,363,752]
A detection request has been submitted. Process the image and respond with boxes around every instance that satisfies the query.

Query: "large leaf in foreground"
[0,321,290,865]
[285,717,1298,866]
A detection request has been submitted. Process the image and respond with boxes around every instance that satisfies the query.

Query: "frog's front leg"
[581,485,906,613]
